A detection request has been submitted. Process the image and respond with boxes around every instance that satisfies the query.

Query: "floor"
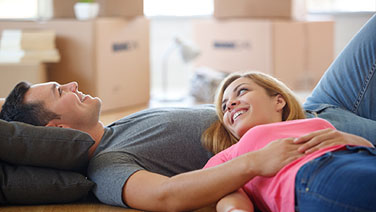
[99,91,311,126]
[99,95,207,125]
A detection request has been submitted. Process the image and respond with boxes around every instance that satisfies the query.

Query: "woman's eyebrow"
[233,83,246,93]
[222,82,250,106]
[221,99,227,106]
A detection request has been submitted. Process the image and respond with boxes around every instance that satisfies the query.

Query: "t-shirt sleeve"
[203,151,229,169]
[87,152,144,208]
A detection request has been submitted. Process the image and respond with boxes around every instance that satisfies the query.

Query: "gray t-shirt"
[87,106,217,207]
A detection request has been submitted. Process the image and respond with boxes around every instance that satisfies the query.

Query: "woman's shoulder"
[257,118,334,129]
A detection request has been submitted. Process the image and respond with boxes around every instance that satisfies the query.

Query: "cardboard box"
[193,18,334,90]
[214,0,306,20]
[0,62,47,98]
[0,17,150,111]
[52,0,143,18]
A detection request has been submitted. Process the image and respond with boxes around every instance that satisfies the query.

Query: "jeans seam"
[299,190,376,212]
[353,60,376,113]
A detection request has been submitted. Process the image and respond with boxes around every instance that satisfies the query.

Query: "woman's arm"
[294,128,374,154]
[217,189,254,212]
[123,138,304,211]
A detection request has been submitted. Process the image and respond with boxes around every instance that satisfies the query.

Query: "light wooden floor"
[0,202,142,212]
[99,96,205,125]
[100,104,149,126]
[1,203,216,212]
[0,202,216,212]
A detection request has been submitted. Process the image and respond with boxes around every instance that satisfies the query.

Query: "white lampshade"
[175,37,201,63]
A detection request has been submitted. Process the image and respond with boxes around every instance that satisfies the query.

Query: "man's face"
[24,81,102,130]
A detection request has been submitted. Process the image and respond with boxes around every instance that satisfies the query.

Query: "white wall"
[330,12,375,55]
[149,12,376,96]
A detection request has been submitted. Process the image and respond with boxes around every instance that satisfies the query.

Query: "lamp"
[157,36,200,102]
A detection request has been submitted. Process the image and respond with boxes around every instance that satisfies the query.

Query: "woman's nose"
[227,99,239,111]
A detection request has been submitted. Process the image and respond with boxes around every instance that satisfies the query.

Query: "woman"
[203,71,375,212]
[202,14,376,212]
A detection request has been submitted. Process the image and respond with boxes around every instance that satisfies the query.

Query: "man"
[0,80,307,211]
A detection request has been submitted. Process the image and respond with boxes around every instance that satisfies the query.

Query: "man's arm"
[123,138,303,211]
[216,189,254,212]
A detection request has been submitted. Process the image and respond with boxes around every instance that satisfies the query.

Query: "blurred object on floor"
[190,67,227,103]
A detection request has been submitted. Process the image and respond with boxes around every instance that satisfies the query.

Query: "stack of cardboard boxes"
[0,0,149,111]
[193,0,334,91]
[0,29,60,98]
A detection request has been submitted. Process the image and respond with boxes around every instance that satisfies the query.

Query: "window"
[0,0,38,19]
[144,0,213,16]
[0,0,374,19]
[307,0,376,12]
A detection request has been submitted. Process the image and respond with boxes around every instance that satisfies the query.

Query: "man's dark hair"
[0,81,60,126]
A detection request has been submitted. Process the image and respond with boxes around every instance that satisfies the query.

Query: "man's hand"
[293,128,374,154]
[252,137,304,177]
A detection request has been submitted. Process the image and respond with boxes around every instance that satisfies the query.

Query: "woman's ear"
[275,94,286,112]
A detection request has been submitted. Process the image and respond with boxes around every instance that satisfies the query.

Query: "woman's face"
[221,77,285,139]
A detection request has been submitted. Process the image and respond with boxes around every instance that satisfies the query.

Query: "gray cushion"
[0,119,95,205]
[0,119,94,172]
[0,161,94,205]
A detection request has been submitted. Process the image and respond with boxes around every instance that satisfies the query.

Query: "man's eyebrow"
[51,83,57,97]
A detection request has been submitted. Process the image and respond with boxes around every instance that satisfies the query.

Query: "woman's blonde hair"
[202,71,306,154]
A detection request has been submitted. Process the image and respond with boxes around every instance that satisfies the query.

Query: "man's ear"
[275,94,286,112]
[0,98,5,112]
[46,119,70,128]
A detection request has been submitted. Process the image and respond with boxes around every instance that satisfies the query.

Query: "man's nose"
[62,82,78,92]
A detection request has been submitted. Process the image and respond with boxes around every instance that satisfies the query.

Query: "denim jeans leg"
[312,106,376,144]
[304,14,376,121]
[295,148,376,212]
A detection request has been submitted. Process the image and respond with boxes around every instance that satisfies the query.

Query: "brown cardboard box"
[52,0,76,18]
[214,0,306,20]
[0,62,47,98]
[0,17,150,111]
[97,0,143,17]
[193,18,334,90]
[52,0,143,18]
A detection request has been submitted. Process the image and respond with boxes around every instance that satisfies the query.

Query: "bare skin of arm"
[216,189,254,212]
[123,138,304,211]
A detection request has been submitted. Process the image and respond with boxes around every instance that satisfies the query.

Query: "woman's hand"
[216,189,254,212]
[293,128,374,154]
[253,137,304,177]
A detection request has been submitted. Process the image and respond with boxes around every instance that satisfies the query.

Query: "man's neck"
[86,121,105,158]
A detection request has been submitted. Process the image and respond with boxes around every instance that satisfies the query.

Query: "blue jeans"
[295,146,376,212]
[303,14,376,145]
